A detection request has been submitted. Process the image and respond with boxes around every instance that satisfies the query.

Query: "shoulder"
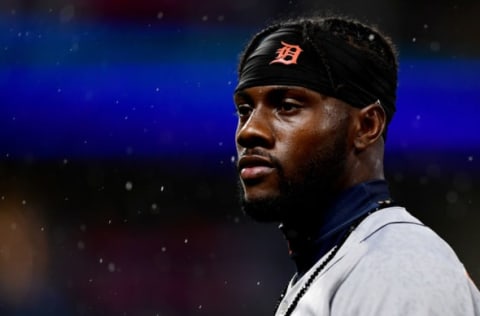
[351,206,466,281]
[357,206,459,268]
[330,206,479,315]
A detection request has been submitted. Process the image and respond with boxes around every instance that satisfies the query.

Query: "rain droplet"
[446,191,458,204]
[125,181,133,191]
[108,262,115,272]
[59,5,75,23]
[99,258,103,264]
[78,241,85,250]
[368,34,375,41]
[157,12,164,20]
[184,238,189,244]
[430,41,440,52]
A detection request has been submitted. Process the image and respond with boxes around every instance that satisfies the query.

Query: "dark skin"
[234,85,386,228]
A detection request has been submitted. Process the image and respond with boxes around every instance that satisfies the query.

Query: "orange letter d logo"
[270,41,303,65]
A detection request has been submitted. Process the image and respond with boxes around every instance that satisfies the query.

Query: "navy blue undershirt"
[280,179,392,279]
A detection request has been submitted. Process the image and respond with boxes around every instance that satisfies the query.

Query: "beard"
[237,128,349,226]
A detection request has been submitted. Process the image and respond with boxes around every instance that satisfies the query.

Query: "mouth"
[237,155,274,181]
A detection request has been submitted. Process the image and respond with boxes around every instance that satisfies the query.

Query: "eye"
[277,99,301,114]
[235,103,253,118]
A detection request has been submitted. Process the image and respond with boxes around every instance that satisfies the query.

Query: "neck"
[279,179,392,276]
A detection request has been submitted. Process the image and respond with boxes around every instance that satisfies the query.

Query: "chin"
[240,194,287,223]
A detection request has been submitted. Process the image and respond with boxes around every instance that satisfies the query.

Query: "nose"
[236,106,274,149]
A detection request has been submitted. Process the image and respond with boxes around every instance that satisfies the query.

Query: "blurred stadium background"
[0,0,479,315]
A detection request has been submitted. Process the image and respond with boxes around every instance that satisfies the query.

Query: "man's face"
[234,85,352,223]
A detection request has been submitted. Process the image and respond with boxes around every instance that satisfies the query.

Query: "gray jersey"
[276,206,480,316]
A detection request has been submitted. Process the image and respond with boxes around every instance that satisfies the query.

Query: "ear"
[353,101,386,151]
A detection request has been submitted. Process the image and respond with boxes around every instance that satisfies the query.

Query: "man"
[232,15,480,315]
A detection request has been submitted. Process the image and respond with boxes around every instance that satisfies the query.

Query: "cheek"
[288,120,336,152]
[278,129,325,170]
[278,118,347,175]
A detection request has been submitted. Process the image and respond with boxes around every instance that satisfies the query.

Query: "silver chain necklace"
[274,199,394,316]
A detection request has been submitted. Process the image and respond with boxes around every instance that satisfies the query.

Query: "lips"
[238,155,274,181]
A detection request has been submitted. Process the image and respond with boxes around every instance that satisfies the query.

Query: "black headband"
[236,26,396,123]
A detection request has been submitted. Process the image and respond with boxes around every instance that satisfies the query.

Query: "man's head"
[233,15,399,225]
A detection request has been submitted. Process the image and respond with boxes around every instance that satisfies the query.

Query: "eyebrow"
[233,90,252,105]
[233,90,249,98]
